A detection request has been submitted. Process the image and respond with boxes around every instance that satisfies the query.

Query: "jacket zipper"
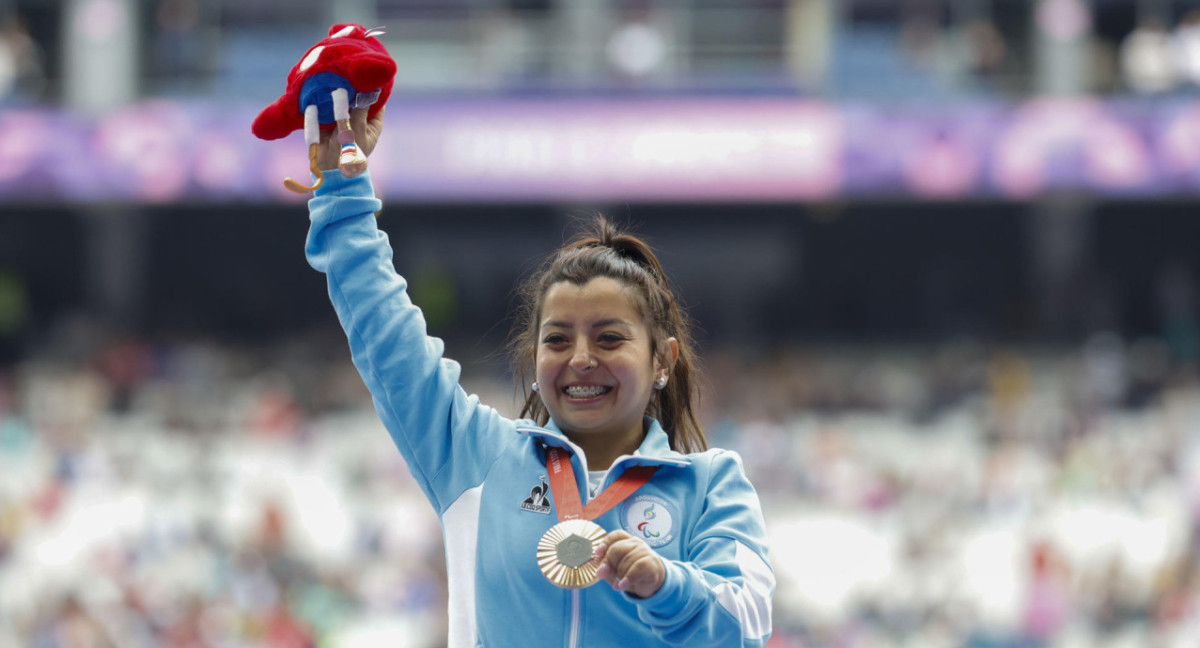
[569,589,581,648]
[570,450,586,648]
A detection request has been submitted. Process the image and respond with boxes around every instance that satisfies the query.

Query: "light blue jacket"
[305,170,774,647]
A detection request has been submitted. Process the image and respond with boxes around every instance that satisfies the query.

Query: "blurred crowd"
[0,327,450,648]
[1120,11,1200,94]
[15,1,1200,106]
[0,322,1197,648]
[0,11,42,106]
[709,337,1200,648]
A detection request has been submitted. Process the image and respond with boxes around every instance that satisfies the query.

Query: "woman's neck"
[568,426,645,471]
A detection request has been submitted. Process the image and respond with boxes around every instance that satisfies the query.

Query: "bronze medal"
[537,446,658,589]
[537,519,606,589]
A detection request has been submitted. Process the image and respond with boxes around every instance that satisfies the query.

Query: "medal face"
[537,519,606,589]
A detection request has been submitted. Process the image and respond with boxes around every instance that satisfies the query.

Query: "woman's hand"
[315,105,386,172]
[595,530,666,599]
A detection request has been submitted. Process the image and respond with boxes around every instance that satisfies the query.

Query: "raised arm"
[304,109,511,513]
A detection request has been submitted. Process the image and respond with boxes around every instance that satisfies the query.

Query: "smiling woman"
[534,276,668,470]
[298,106,774,647]
[512,219,704,459]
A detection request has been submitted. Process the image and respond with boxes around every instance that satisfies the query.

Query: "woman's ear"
[656,337,680,379]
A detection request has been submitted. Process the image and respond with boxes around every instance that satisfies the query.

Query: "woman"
[303,107,774,646]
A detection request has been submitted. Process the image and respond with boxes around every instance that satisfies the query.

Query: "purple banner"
[3,97,1200,203]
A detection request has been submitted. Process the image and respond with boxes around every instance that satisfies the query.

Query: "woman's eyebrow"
[540,318,632,330]
[591,318,633,330]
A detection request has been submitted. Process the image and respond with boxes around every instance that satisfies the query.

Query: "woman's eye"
[599,333,626,344]
[542,334,567,345]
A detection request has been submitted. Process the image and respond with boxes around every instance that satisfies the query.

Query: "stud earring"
[531,382,539,392]
[655,377,667,390]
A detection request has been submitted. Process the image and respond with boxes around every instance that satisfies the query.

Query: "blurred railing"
[15,0,1200,106]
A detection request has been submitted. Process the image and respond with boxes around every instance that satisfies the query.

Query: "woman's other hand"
[595,530,666,599]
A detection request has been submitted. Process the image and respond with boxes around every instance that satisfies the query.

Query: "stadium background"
[1,0,1199,646]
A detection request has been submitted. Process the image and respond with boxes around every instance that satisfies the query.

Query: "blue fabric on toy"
[298,73,356,124]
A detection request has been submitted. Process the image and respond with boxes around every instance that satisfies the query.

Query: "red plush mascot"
[252,24,397,193]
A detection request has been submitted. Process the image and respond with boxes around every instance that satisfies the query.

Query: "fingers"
[354,106,384,158]
[602,529,632,547]
[315,106,381,172]
[350,106,369,132]
[366,104,385,130]
[594,531,665,598]
[594,530,632,580]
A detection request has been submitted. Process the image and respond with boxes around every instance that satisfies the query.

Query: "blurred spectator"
[0,268,29,366]
[963,19,1009,83]
[32,596,119,648]
[0,12,44,105]
[473,9,538,86]
[149,0,207,94]
[936,19,1010,95]
[899,6,941,72]
[1120,18,1177,93]
[92,336,154,414]
[606,8,670,84]
[1174,10,1200,89]
[1156,260,1199,366]
[1021,541,1072,643]
[1036,0,1092,43]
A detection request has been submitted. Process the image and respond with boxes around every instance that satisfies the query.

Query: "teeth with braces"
[565,385,609,398]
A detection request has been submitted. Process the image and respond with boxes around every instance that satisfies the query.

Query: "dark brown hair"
[509,216,707,454]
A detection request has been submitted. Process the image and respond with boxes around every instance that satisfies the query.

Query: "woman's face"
[535,277,667,451]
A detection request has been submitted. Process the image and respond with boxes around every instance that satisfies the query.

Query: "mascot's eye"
[331,25,356,39]
[298,45,324,71]
[366,26,386,38]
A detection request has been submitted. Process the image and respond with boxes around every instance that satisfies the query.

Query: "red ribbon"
[545,446,657,522]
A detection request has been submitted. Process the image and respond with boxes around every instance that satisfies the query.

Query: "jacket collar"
[516,416,690,473]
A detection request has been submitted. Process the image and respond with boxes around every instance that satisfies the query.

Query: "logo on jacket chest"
[620,494,678,547]
[520,475,552,514]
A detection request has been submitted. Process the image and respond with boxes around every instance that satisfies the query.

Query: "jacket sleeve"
[629,450,775,647]
[304,170,510,514]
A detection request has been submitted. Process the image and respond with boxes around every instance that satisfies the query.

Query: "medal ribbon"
[545,446,657,522]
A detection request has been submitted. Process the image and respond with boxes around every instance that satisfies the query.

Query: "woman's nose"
[569,346,596,371]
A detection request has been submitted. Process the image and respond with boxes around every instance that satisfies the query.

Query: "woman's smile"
[563,383,613,400]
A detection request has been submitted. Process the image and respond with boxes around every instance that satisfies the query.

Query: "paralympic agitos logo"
[637,503,661,538]
[620,494,677,548]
